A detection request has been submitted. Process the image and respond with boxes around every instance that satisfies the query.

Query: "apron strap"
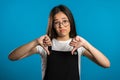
[48,46,78,55]
[48,46,52,51]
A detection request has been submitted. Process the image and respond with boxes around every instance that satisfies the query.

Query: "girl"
[8,5,110,80]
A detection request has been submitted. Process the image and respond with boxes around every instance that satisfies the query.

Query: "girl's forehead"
[54,12,68,20]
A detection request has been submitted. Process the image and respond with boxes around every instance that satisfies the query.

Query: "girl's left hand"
[69,36,85,55]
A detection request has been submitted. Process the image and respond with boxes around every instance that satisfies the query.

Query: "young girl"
[8,5,110,80]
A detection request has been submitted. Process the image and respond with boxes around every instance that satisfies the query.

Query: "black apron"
[43,46,79,80]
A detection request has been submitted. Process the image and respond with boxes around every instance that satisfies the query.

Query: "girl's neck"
[56,36,70,41]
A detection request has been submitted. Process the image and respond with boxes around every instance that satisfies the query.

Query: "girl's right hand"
[36,35,52,55]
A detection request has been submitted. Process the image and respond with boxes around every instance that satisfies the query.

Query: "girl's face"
[53,12,70,38]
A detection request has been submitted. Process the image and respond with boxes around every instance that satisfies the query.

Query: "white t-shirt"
[36,38,86,80]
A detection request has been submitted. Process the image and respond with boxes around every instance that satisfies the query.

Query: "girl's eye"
[54,22,59,25]
[63,20,69,24]
[63,20,67,23]
[54,22,60,27]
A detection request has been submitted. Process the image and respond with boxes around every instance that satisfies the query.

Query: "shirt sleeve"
[36,45,47,56]
[77,47,86,56]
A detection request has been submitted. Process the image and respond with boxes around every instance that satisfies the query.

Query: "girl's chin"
[57,32,69,37]
[58,34,68,37]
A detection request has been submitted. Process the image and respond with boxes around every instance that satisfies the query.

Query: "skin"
[53,12,70,41]
[8,12,110,68]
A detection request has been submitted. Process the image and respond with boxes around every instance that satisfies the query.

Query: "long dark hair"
[47,5,77,40]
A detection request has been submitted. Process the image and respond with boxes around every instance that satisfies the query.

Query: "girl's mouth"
[60,29,66,32]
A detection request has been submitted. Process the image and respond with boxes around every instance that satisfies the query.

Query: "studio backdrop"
[0,0,120,80]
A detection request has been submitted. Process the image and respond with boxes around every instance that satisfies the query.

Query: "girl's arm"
[82,40,110,68]
[70,36,110,68]
[8,39,38,61]
[8,35,52,61]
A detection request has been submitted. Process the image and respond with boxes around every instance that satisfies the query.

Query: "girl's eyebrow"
[54,17,68,21]
[54,19,58,21]
[62,17,68,19]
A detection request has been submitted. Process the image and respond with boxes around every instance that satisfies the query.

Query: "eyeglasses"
[54,20,70,27]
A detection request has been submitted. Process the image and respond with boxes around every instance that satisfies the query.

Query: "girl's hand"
[70,36,85,55]
[37,35,52,55]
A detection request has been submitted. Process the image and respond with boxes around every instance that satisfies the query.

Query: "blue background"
[0,0,120,80]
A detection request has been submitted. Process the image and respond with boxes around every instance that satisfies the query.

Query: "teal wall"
[0,0,120,80]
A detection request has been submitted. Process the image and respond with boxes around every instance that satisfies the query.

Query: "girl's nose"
[59,23,64,28]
